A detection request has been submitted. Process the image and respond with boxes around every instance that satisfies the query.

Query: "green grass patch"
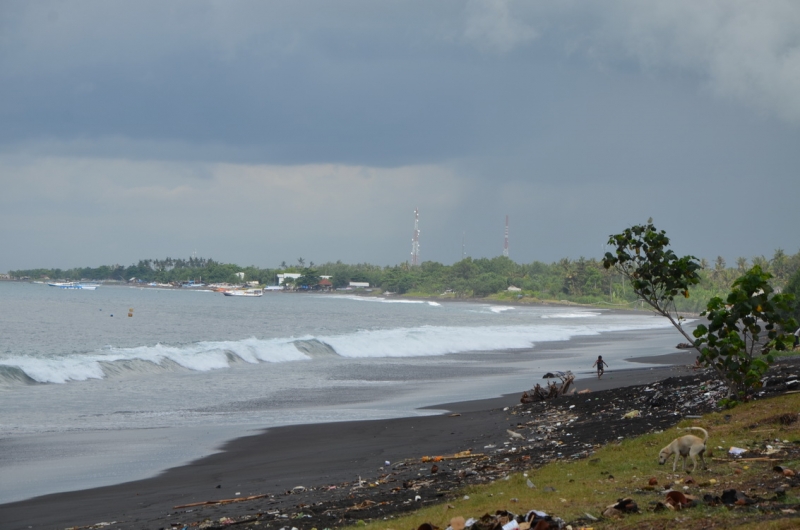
[357,394,800,530]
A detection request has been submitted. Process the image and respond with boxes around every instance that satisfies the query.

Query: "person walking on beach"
[593,355,609,378]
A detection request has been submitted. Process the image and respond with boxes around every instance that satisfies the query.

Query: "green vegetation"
[604,222,797,403]
[7,248,800,313]
[695,266,797,403]
[359,393,800,530]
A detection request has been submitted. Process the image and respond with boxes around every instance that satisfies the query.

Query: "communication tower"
[503,215,509,257]
[410,208,420,266]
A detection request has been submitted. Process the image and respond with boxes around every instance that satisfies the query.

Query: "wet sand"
[1,351,698,530]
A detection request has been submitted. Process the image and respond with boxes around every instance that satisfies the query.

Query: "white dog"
[658,427,708,473]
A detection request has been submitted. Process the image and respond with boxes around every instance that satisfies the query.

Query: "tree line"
[8,249,800,318]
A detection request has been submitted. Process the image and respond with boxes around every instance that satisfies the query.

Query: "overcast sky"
[1,0,799,272]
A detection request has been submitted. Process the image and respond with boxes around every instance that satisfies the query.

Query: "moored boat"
[222,288,263,297]
[47,282,100,290]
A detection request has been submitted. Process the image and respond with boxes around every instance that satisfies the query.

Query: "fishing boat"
[47,282,100,290]
[222,288,263,297]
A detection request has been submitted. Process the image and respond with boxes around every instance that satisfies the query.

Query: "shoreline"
[1,350,700,530]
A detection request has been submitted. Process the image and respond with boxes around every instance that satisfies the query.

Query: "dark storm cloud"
[0,1,798,271]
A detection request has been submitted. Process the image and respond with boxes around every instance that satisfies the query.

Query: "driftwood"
[173,493,269,509]
[520,371,574,403]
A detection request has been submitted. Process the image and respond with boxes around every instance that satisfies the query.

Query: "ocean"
[0,281,677,504]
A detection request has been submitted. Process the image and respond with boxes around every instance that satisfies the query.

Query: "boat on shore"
[47,282,100,290]
[222,288,263,297]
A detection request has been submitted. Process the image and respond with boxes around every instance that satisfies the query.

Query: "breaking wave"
[0,319,671,387]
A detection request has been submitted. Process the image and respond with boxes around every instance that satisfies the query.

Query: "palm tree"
[736,257,749,274]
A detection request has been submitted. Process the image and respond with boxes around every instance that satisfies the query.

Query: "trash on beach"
[173,493,269,509]
[728,447,747,456]
[622,410,640,419]
[602,498,639,518]
[521,371,574,403]
[665,490,690,509]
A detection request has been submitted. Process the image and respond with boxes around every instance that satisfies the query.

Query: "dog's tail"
[683,426,709,442]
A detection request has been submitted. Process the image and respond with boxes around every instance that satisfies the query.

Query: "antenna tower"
[503,215,509,257]
[410,208,420,266]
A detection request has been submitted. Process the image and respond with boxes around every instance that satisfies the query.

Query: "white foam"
[2,337,313,384]
[1,315,672,385]
[540,311,602,318]
[320,295,426,305]
[489,306,514,313]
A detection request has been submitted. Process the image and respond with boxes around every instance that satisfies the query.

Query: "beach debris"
[422,450,480,462]
[173,493,269,509]
[622,410,640,419]
[728,446,747,456]
[663,490,698,510]
[521,372,574,403]
[721,489,758,506]
[438,509,564,530]
[129,359,800,530]
[602,498,639,518]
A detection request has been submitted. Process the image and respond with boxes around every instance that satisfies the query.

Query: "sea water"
[0,282,676,503]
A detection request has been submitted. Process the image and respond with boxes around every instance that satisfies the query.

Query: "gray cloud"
[0,1,798,271]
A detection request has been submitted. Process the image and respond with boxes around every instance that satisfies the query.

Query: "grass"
[356,393,800,530]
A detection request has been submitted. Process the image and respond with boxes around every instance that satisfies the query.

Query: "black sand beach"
[1,349,718,530]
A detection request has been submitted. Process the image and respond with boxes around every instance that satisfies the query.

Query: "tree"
[295,268,321,289]
[781,268,800,324]
[694,266,796,403]
[736,257,749,274]
[604,221,796,404]
[603,221,702,332]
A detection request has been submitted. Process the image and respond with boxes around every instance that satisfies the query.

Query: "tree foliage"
[7,243,800,312]
[603,221,797,404]
[603,221,702,329]
[694,266,797,402]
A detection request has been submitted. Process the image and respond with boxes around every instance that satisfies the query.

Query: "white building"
[277,273,302,285]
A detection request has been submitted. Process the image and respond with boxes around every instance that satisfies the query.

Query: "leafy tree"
[694,265,797,403]
[603,221,702,333]
[604,221,796,403]
[295,268,321,289]
[781,268,800,325]
[331,271,351,289]
[472,272,507,297]
[736,257,749,274]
